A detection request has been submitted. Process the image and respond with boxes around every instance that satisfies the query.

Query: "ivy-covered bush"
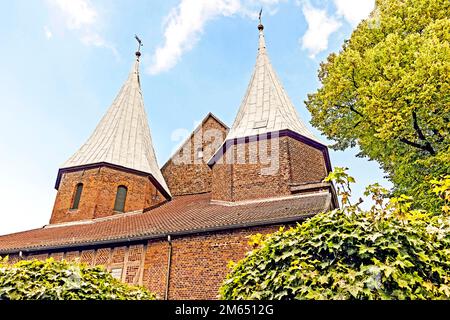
[0,258,155,300]
[220,170,450,300]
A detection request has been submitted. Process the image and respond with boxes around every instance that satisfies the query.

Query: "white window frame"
[110,267,123,280]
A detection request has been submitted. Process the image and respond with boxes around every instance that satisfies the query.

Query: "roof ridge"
[210,191,329,207]
[44,208,146,229]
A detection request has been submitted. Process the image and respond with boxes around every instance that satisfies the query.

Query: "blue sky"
[0,0,390,235]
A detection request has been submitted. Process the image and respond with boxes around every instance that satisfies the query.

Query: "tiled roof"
[224,24,322,144]
[60,56,170,197]
[0,192,331,254]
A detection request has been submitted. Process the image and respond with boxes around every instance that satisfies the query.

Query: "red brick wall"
[50,252,64,261]
[8,224,288,300]
[165,225,283,300]
[28,253,49,261]
[211,136,328,202]
[50,166,165,224]
[210,163,234,201]
[162,115,228,196]
[288,138,328,185]
[95,248,111,265]
[65,250,79,262]
[143,240,169,298]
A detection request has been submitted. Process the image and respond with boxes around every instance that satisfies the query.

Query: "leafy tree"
[220,169,450,300]
[0,258,155,300]
[305,0,450,210]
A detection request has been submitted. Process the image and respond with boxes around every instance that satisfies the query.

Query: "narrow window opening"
[71,183,83,210]
[114,185,128,213]
[197,147,204,159]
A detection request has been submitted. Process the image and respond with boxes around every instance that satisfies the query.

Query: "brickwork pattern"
[28,253,48,261]
[162,115,228,196]
[95,248,111,266]
[212,136,328,202]
[80,250,95,266]
[165,224,283,300]
[7,224,288,299]
[51,166,165,224]
[50,252,64,261]
[65,251,79,262]
[288,138,328,185]
[143,240,169,299]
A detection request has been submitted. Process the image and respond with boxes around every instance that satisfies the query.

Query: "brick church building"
[0,22,337,299]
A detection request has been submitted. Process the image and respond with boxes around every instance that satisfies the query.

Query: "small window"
[197,147,203,159]
[114,185,128,212]
[110,268,123,280]
[253,119,268,129]
[71,183,83,210]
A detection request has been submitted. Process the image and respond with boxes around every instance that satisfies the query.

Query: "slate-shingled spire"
[59,49,171,198]
[224,17,322,143]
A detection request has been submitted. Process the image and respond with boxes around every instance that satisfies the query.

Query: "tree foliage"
[305,0,450,210]
[0,258,155,300]
[220,169,450,300]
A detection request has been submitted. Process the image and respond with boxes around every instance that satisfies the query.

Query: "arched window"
[71,183,83,210]
[114,185,128,212]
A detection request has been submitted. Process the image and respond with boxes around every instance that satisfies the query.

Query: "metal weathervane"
[135,35,143,59]
[135,35,143,53]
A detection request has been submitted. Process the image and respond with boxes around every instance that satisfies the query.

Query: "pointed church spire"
[224,17,322,144]
[59,40,171,198]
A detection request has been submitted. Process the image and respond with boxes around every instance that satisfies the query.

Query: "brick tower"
[208,20,334,203]
[50,50,171,224]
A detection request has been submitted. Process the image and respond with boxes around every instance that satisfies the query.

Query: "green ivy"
[0,258,155,300]
[220,170,450,300]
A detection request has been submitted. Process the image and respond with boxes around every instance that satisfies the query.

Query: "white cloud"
[45,0,116,55]
[333,0,375,26]
[149,0,241,75]
[148,0,284,75]
[301,2,341,58]
[49,0,97,30]
[44,26,53,39]
[80,32,119,57]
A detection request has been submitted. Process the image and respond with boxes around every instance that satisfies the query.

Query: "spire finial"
[135,35,143,60]
[258,8,264,31]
